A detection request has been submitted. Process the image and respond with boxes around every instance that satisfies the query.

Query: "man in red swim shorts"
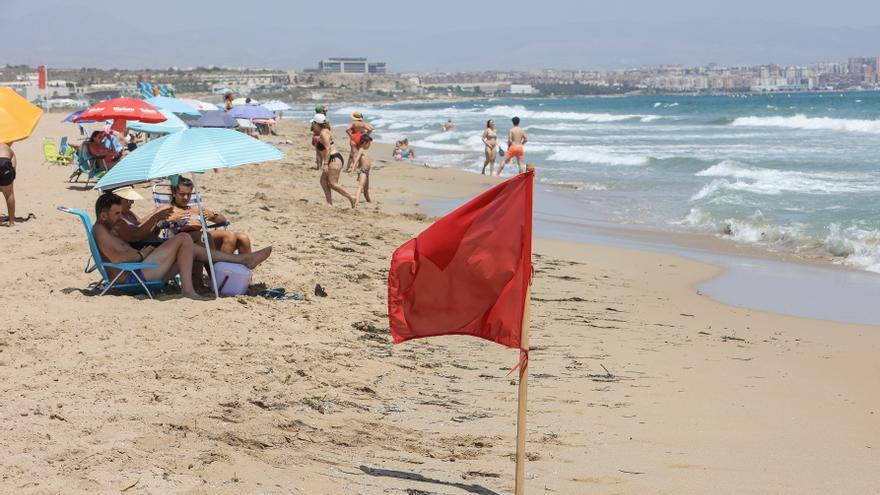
[497,116,528,176]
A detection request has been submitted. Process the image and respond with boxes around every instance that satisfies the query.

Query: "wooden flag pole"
[515,163,535,495]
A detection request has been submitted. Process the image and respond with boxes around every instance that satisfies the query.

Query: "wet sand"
[0,116,878,494]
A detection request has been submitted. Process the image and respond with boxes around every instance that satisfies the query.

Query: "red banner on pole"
[37,66,46,90]
[388,170,534,349]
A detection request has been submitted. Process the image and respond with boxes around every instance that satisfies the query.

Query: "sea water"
[288,92,880,274]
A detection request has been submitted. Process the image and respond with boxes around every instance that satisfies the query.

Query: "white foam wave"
[679,209,880,273]
[693,160,880,196]
[547,147,650,166]
[730,114,880,134]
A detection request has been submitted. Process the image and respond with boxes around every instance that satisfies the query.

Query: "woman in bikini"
[345,111,374,172]
[481,119,498,175]
[313,115,356,208]
[352,134,374,207]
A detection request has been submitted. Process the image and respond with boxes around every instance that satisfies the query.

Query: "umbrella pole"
[191,174,220,298]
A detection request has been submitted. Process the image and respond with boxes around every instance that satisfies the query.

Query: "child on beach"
[352,135,373,207]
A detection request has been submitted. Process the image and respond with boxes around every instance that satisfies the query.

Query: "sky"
[2,0,879,72]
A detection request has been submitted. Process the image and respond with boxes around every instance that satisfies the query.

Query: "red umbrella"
[73,97,166,133]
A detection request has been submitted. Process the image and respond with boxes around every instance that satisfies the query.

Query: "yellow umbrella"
[0,87,44,143]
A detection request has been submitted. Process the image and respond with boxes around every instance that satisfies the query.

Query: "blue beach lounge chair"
[58,206,166,299]
[68,147,103,185]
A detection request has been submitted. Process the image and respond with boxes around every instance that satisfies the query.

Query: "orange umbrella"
[0,87,44,143]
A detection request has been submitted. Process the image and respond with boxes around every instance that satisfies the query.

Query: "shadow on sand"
[359,465,502,495]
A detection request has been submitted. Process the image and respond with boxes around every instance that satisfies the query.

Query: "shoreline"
[2,115,878,494]
[284,96,880,279]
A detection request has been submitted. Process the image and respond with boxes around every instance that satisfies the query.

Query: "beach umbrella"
[0,87,44,143]
[126,109,187,134]
[94,128,285,298]
[180,98,220,112]
[260,100,291,112]
[74,97,165,133]
[145,96,202,116]
[235,118,256,129]
[62,109,87,123]
[231,97,258,107]
[189,110,236,128]
[229,104,274,120]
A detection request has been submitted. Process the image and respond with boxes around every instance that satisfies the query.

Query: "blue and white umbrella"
[95,128,284,190]
[229,104,274,120]
[261,100,292,112]
[126,109,188,134]
[145,96,202,116]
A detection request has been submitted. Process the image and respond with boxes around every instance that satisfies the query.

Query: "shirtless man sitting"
[168,177,251,254]
[111,187,171,248]
[91,193,271,299]
[0,142,17,227]
[496,116,528,176]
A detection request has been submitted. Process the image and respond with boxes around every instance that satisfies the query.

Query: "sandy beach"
[1,116,878,494]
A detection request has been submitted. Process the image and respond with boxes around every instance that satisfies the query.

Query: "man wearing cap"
[111,187,172,248]
[345,111,374,172]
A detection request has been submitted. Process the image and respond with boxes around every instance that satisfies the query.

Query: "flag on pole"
[388,170,534,349]
[37,66,46,90]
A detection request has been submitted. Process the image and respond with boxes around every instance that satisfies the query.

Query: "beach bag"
[214,262,252,296]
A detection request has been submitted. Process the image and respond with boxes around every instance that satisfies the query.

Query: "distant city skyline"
[2,0,879,72]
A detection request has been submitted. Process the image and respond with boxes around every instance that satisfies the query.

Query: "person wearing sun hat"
[110,186,173,247]
[310,112,329,170]
[345,111,374,172]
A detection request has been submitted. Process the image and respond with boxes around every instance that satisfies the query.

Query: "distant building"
[509,84,536,95]
[314,58,387,75]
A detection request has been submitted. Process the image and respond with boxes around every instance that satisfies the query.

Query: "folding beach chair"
[151,183,230,239]
[43,139,69,165]
[58,206,166,299]
[58,136,76,162]
[68,147,103,185]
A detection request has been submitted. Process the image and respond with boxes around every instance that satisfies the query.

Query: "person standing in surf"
[496,116,527,176]
[481,119,498,175]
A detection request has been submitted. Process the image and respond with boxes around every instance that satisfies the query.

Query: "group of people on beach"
[309,104,375,208]
[91,178,270,299]
[434,116,529,176]
[481,116,528,176]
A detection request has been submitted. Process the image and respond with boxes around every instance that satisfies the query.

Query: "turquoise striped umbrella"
[95,128,284,190]
[94,128,285,298]
[126,109,187,134]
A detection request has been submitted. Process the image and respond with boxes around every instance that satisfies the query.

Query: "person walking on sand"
[313,114,356,208]
[0,143,17,227]
[345,111,374,172]
[481,119,498,175]
[351,134,374,207]
[310,105,329,170]
[497,116,527,176]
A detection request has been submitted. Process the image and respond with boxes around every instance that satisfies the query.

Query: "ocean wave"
[677,209,880,273]
[692,160,879,196]
[547,147,651,166]
[537,176,609,191]
[730,114,880,134]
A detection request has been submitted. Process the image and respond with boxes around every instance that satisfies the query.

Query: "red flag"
[37,66,46,90]
[388,170,533,349]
